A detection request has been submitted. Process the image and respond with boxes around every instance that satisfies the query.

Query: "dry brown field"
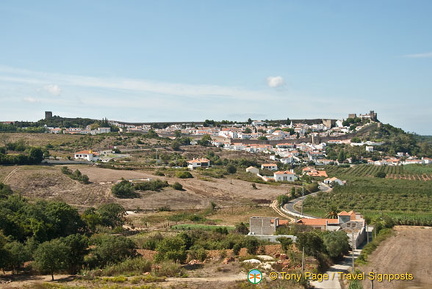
[0,164,292,213]
[360,226,432,289]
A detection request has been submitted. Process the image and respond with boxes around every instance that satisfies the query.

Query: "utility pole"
[301,246,305,272]
[301,185,304,216]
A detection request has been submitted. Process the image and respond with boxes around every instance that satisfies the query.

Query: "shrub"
[188,246,207,262]
[153,261,185,277]
[172,182,183,190]
[97,258,152,276]
[112,180,138,198]
[154,170,165,176]
[176,171,193,178]
[226,165,237,174]
[375,171,387,178]
[61,167,90,184]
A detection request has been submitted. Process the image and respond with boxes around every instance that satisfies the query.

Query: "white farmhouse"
[246,166,260,174]
[261,163,278,171]
[187,158,211,170]
[74,150,99,162]
[324,177,345,186]
[274,171,297,182]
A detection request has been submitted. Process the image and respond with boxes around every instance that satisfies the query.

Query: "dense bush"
[172,182,183,190]
[112,180,138,198]
[61,167,90,184]
[89,234,137,268]
[134,179,169,191]
[176,171,193,178]
[0,146,44,165]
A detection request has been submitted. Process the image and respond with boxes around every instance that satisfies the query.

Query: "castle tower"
[45,111,53,119]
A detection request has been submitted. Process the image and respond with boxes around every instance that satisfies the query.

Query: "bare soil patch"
[360,226,432,289]
[3,165,287,211]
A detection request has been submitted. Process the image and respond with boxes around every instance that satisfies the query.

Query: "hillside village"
[57,110,432,171]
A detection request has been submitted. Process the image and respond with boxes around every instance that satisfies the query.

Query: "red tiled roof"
[274,171,295,175]
[297,219,339,226]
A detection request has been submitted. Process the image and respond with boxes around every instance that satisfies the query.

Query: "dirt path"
[270,200,295,222]
[165,272,246,284]
[2,167,19,183]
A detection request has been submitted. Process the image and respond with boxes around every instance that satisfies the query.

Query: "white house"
[187,158,211,170]
[246,166,260,175]
[324,177,345,186]
[74,150,99,162]
[365,146,374,152]
[261,163,278,171]
[274,171,297,182]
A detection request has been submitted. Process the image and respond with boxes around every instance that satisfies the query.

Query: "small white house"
[187,158,211,170]
[274,171,297,182]
[261,163,278,171]
[246,166,260,175]
[74,150,99,162]
[365,146,374,152]
[324,177,345,186]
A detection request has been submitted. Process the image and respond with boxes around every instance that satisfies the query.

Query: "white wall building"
[274,171,297,182]
[74,150,99,162]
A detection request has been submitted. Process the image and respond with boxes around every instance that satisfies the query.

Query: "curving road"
[280,182,332,220]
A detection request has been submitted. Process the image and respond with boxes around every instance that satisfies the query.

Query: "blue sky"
[0,1,431,134]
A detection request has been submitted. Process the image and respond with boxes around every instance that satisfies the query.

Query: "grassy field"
[171,224,235,231]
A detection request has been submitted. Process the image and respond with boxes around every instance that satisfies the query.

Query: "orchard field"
[303,164,432,225]
[324,164,432,181]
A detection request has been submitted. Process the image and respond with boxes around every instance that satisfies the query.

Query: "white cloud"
[403,52,432,58]
[266,76,285,88]
[23,97,39,103]
[0,65,282,101]
[43,84,62,96]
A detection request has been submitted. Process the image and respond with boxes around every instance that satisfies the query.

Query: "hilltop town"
[9,110,428,168]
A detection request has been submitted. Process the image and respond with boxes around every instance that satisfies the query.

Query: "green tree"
[62,234,88,274]
[297,231,325,257]
[90,234,137,267]
[96,203,126,228]
[155,236,187,263]
[226,165,237,174]
[44,201,85,239]
[34,239,69,281]
[4,241,31,273]
[277,194,290,206]
[234,222,249,235]
[197,134,212,146]
[111,179,137,198]
[325,206,339,219]
[0,232,9,271]
[81,207,102,233]
[322,231,350,259]
[338,150,347,163]
[27,147,44,164]
[174,130,182,138]
[375,171,387,178]
[276,237,293,254]
[243,237,260,255]
[171,141,181,151]
[0,183,13,199]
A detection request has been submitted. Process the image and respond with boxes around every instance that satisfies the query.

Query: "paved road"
[310,249,362,289]
[281,182,332,219]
